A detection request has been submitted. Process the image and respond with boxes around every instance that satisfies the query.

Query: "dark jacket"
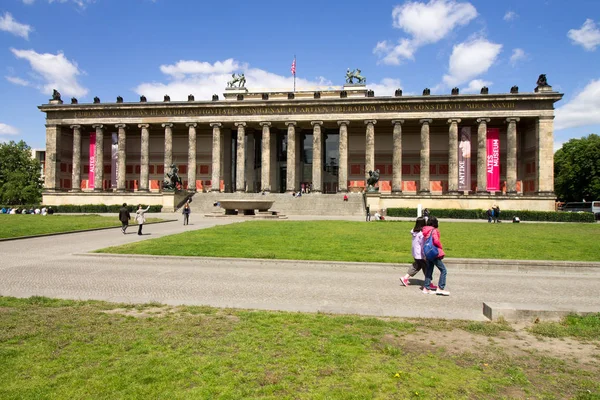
[119,206,131,223]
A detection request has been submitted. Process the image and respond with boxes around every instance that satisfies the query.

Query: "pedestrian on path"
[422,216,450,296]
[400,217,437,289]
[118,203,131,234]
[135,204,150,235]
[182,202,191,225]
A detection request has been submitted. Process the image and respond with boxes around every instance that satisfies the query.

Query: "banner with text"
[458,126,472,191]
[486,128,500,191]
[111,133,118,189]
[89,132,96,189]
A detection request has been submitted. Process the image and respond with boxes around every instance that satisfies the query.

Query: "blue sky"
[0,0,599,151]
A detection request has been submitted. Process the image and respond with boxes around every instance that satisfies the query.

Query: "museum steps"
[183,192,365,216]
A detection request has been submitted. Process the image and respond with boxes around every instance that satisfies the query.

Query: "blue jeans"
[424,258,447,290]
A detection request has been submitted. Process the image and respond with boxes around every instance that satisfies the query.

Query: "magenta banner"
[89,132,96,189]
[458,126,472,191]
[111,132,118,189]
[486,128,500,191]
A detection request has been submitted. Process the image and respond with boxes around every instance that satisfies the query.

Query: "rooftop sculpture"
[227,73,246,88]
[345,69,366,84]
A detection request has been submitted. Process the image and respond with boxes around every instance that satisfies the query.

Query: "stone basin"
[219,200,274,215]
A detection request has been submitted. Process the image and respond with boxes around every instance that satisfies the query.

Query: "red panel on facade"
[83,164,89,173]
[135,165,140,174]
[179,165,187,174]
[429,164,437,174]
[387,165,393,175]
[104,165,110,174]
[413,164,420,174]
[157,165,164,174]
[375,164,385,173]
[150,180,160,190]
[439,164,448,174]
[350,164,361,175]
[60,163,67,172]
[64,179,71,188]
[149,165,155,174]
[430,181,443,192]
[402,181,417,191]
[126,165,134,174]
[68,164,73,173]
[379,180,391,192]
[200,165,209,174]
[81,179,88,189]
[402,164,410,175]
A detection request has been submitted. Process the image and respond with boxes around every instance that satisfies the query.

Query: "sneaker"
[422,287,431,294]
[426,283,438,290]
[399,277,410,287]
[435,289,450,296]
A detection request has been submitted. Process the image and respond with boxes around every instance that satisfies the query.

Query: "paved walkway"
[1,214,599,321]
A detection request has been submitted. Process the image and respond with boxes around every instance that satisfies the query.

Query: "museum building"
[39,76,562,212]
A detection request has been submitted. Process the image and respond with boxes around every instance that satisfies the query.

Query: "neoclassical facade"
[40,83,562,211]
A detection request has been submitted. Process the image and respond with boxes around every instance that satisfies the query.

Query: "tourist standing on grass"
[119,203,131,234]
[486,208,493,223]
[421,217,450,296]
[400,217,437,289]
[135,204,150,235]
[493,205,501,223]
[182,202,191,225]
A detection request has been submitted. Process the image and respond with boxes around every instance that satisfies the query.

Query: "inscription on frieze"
[46,100,551,120]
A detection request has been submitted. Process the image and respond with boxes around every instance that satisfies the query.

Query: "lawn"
[0,296,598,399]
[0,214,164,239]
[97,220,600,262]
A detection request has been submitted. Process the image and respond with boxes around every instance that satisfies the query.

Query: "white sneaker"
[400,277,410,287]
[422,287,431,294]
[435,289,450,296]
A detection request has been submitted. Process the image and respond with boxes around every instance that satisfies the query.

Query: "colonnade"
[46,115,549,195]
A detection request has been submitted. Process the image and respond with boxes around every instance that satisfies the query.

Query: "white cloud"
[462,79,492,93]
[22,0,35,4]
[0,12,33,40]
[6,76,32,87]
[135,59,335,101]
[160,59,245,79]
[567,19,600,51]
[0,123,19,135]
[509,48,527,66]
[442,38,502,86]
[503,11,517,21]
[374,0,477,65]
[10,48,88,97]
[555,79,600,130]
[367,78,403,96]
[22,0,95,7]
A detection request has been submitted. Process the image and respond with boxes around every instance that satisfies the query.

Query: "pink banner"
[458,126,472,191]
[89,132,96,189]
[111,133,118,189]
[486,128,500,191]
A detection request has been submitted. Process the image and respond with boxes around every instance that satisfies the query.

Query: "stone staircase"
[184,192,365,216]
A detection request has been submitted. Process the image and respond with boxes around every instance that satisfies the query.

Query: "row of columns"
[62,117,524,194]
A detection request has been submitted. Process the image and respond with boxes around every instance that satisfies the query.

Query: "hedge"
[0,204,163,213]
[386,207,596,223]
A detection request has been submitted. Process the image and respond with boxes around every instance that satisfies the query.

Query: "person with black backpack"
[421,216,450,296]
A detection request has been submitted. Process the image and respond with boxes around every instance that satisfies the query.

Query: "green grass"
[97,220,600,262]
[529,314,600,340]
[0,214,164,239]
[1,296,598,399]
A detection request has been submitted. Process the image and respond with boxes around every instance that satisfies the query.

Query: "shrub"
[386,207,595,223]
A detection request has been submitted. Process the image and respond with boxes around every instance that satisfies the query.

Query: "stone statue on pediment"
[93,96,100,104]
[345,68,366,84]
[71,97,78,104]
[227,73,246,88]
[52,89,61,101]
[536,74,549,87]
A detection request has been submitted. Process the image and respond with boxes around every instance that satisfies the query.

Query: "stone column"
[186,123,197,192]
[92,124,104,191]
[286,122,296,193]
[536,116,555,195]
[260,122,271,193]
[235,122,246,192]
[337,121,349,193]
[391,120,404,193]
[162,123,173,179]
[506,117,520,195]
[138,124,150,191]
[364,120,377,180]
[115,124,127,192]
[246,133,255,191]
[210,123,222,192]
[476,118,490,193]
[311,121,323,193]
[419,119,432,194]
[447,118,461,193]
[44,124,61,191]
[70,125,81,192]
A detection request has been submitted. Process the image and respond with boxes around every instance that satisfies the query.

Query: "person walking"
[118,203,131,234]
[400,217,437,289]
[421,216,450,296]
[135,204,150,235]
[182,202,191,226]
[493,205,501,223]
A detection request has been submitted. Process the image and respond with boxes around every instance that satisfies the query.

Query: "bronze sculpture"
[366,169,380,192]
[163,164,183,191]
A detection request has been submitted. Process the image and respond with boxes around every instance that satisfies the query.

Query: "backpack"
[423,231,439,261]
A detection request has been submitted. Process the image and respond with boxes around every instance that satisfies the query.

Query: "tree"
[554,134,600,202]
[0,140,43,205]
